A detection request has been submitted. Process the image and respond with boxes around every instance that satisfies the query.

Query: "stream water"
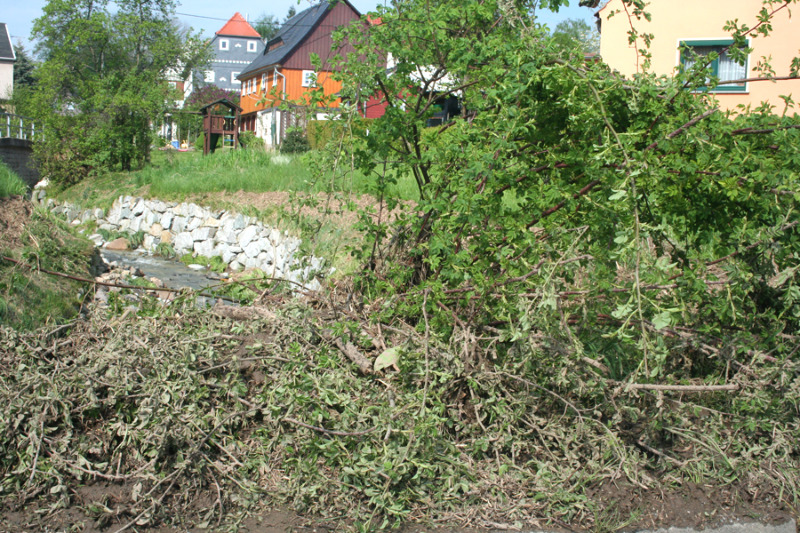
[100,249,226,306]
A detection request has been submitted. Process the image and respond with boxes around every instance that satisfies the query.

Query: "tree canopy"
[20,0,209,184]
[325,0,800,392]
[551,18,600,54]
[12,44,37,89]
[252,13,280,41]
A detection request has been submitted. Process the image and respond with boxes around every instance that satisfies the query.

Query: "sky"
[3,0,598,55]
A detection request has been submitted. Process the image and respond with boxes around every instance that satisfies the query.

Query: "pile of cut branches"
[1,293,797,531]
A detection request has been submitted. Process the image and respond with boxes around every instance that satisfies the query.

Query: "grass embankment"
[0,164,97,329]
[55,148,418,210]
[52,148,417,274]
[0,160,27,197]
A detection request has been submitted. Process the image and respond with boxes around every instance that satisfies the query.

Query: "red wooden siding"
[283,2,359,71]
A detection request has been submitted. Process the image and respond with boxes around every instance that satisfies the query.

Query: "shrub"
[239,131,265,149]
[281,128,310,154]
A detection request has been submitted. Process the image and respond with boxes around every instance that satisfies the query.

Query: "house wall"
[0,62,13,100]
[202,35,264,91]
[598,0,799,112]
[283,1,360,71]
[239,68,344,115]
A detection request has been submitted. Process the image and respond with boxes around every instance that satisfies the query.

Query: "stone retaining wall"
[31,190,328,291]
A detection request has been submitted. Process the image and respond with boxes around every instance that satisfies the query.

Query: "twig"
[620,382,739,392]
[644,108,719,151]
[113,473,179,533]
[282,417,377,437]
[333,338,373,375]
[635,439,686,467]
[420,290,431,417]
[27,418,44,486]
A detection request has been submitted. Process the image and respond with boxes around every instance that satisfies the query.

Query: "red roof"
[216,12,261,38]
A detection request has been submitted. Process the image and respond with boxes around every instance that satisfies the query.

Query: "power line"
[176,12,230,22]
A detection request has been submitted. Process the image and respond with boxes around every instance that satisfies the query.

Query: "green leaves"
[374,346,403,372]
[24,0,209,184]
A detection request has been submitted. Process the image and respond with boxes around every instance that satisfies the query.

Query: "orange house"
[597,0,800,113]
[236,1,362,147]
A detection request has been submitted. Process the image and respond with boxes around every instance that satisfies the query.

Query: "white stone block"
[194,239,215,257]
[173,232,194,252]
[160,211,173,230]
[191,226,217,241]
[238,225,259,247]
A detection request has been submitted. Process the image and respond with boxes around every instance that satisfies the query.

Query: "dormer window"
[219,39,229,51]
[247,41,257,52]
[268,39,283,52]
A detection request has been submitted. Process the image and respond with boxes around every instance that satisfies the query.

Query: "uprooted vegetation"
[3,0,800,530]
[0,295,797,531]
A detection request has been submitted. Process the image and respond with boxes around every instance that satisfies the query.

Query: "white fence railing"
[1,113,39,141]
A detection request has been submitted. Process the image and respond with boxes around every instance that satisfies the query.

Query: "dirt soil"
[1,461,794,533]
[0,195,32,252]
[183,190,405,230]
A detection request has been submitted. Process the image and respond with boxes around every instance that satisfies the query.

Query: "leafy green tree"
[12,44,37,89]
[551,18,599,54]
[253,13,279,41]
[329,0,800,387]
[20,0,208,184]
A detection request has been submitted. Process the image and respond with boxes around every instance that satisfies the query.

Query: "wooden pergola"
[199,99,242,155]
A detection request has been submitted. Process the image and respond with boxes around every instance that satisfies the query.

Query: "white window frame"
[232,72,240,84]
[261,73,267,91]
[301,70,316,88]
[219,39,229,51]
[204,70,215,83]
[247,41,257,52]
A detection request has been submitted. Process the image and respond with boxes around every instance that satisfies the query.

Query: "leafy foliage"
[19,0,209,185]
[330,0,800,381]
[183,85,240,109]
[551,18,600,55]
[281,128,311,154]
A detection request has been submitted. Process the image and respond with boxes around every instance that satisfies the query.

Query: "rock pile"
[32,192,328,291]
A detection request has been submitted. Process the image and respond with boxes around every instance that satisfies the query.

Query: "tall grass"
[135,149,419,201]
[0,161,28,198]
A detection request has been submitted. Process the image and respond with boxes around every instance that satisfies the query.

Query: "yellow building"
[597,0,800,113]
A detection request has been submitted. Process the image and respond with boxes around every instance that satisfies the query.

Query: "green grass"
[0,161,28,198]
[131,148,419,201]
[0,209,96,330]
[55,148,419,209]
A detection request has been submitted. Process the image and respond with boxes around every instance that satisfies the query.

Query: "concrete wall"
[0,138,38,189]
[598,0,800,113]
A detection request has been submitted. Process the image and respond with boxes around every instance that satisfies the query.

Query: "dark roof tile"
[238,2,331,78]
[0,24,16,61]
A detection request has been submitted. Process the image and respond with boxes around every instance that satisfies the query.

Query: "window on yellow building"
[679,39,748,93]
